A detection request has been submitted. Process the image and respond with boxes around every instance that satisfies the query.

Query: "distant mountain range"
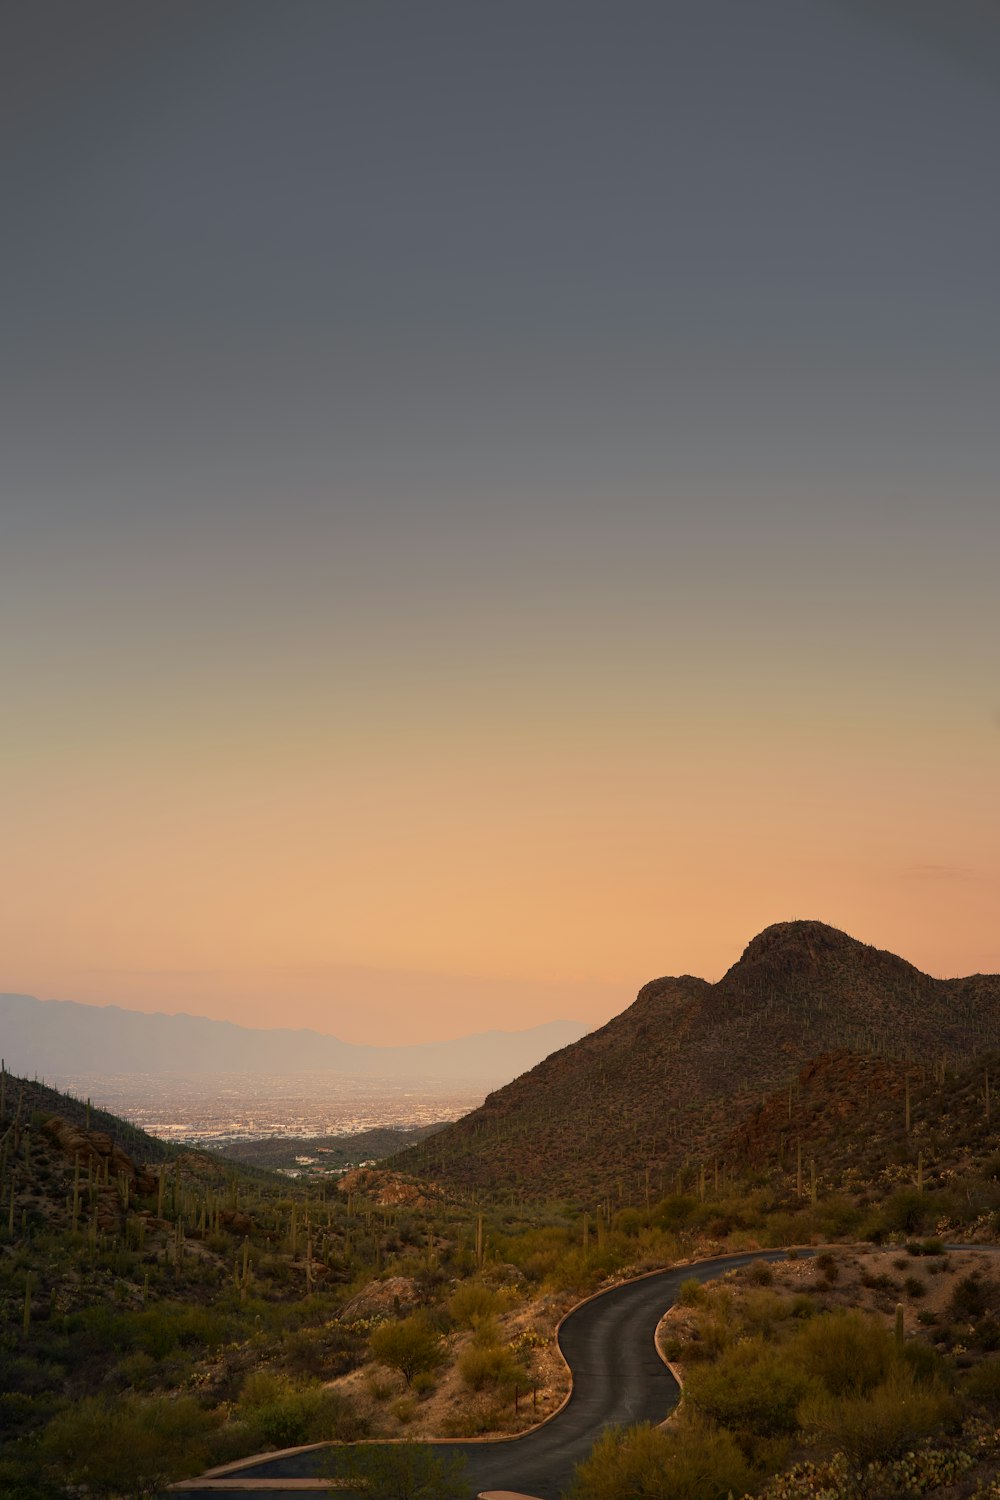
[398,920,1000,1199]
[0,992,587,1084]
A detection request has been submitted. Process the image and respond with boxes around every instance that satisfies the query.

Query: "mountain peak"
[735,919,861,965]
[400,922,1000,1200]
[727,920,922,987]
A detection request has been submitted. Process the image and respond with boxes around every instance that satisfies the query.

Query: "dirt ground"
[327,1284,578,1441]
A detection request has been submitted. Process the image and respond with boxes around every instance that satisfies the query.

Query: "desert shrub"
[390,1395,416,1424]
[279,1323,362,1380]
[741,1290,791,1339]
[949,1274,996,1321]
[334,1443,467,1500]
[696,1313,738,1358]
[41,1393,216,1498]
[799,1368,956,1467]
[904,1276,926,1299]
[568,1414,755,1500]
[679,1277,707,1307]
[962,1358,1000,1407]
[860,1271,897,1293]
[614,1207,643,1237]
[814,1252,839,1282]
[653,1194,700,1231]
[458,1342,525,1392]
[470,1314,502,1348]
[545,1247,615,1293]
[448,1281,502,1328]
[792,1310,894,1397]
[747,1260,774,1287]
[881,1189,930,1236]
[686,1338,809,1436]
[0,1452,62,1500]
[900,1338,949,1386]
[370,1314,446,1387]
[237,1371,364,1448]
[814,1195,863,1237]
[973,1316,1000,1350]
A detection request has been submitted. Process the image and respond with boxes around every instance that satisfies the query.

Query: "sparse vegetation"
[4,922,1000,1499]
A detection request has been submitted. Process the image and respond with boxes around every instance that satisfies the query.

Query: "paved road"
[172,1249,800,1500]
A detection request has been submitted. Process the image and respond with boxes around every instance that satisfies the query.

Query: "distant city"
[45,1070,485,1148]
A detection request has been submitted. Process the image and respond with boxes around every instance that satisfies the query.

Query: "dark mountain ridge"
[398,920,1000,1201]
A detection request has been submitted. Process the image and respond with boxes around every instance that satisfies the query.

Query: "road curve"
[171,1249,800,1500]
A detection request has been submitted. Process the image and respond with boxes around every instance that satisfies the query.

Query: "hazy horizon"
[3,1,999,1044]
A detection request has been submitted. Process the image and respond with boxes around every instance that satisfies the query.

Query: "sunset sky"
[2,1,999,1045]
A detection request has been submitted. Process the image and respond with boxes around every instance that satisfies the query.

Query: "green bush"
[370,1314,446,1388]
[334,1443,468,1500]
[746,1260,774,1287]
[814,1252,838,1277]
[799,1368,957,1467]
[237,1370,365,1449]
[792,1310,894,1397]
[470,1314,502,1348]
[949,1275,996,1321]
[458,1342,525,1392]
[686,1338,809,1436]
[568,1415,755,1500]
[962,1358,1000,1407]
[653,1194,700,1231]
[881,1189,930,1236]
[448,1281,503,1328]
[41,1394,216,1498]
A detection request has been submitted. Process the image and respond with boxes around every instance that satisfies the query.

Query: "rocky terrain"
[399,921,1000,1201]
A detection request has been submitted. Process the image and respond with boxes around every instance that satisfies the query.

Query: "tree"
[370,1314,446,1387]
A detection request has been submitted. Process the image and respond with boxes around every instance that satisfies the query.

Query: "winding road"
[171,1249,800,1500]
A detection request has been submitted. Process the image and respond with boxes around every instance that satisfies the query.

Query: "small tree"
[370,1314,446,1388]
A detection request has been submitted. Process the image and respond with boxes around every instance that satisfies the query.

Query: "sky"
[2,0,999,1045]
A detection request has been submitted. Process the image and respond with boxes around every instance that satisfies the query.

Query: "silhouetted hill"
[398,921,1000,1202]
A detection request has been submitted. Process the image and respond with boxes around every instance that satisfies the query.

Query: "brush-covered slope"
[398,921,1000,1201]
[0,1067,178,1165]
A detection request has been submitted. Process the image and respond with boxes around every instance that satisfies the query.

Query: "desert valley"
[3,921,1000,1499]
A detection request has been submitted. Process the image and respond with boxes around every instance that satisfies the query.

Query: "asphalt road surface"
[172,1248,799,1500]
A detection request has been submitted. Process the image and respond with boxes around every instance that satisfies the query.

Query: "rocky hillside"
[0,1067,178,1165]
[398,921,1000,1202]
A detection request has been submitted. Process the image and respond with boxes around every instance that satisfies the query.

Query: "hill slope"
[398,921,1000,1201]
[0,1067,179,1165]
